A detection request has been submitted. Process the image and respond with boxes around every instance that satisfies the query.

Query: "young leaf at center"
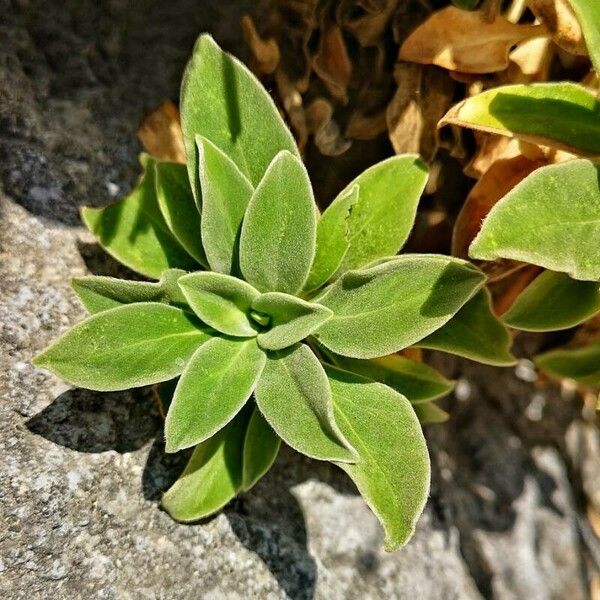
[239,151,317,294]
[254,343,357,462]
[252,292,333,351]
[165,337,266,453]
[178,272,260,337]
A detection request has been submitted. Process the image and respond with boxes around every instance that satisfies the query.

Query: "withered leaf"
[137,100,186,164]
[242,15,281,75]
[337,0,400,47]
[528,0,587,56]
[399,6,546,73]
[313,24,353,101]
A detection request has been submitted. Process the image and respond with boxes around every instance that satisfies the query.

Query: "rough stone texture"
[1,1,599,598]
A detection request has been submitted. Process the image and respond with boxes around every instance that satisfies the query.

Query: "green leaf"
[327,366,430,551]
[180,34,299,200]
[304,185,359,292]
[252,292,333,351]
[72,269,187,314]
[306,156,428,290]
[242,406,281,491]
[197,136,254,275]
[328,354,455,403]
[535,341,600,386]
[503,270,600,332]
[239,151,317,294]
[413,401,449,424]
[315,255,486,359]
[254,344,357,462]
[154,160,207,266]
[441,83,600,156]
[566,0,600,74]
[33,303,212,392]
[417,288,516,366]
[165,337,266,453]
[178,272,260,337]
[161,406,252,521]
[470,160,600,281]
[81,155,198,279]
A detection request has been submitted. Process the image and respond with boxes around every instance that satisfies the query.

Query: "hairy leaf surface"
[242,407,281,491]
[178,272,259,337]
[180,34,299,199]
[253,292,333,350]
[503,270,600,331]
[327,366,430,551]
[470,160,600,281]
[81,155,198,279]
[315,255,485,359]
[566,0,600,73]
[72,269,187,314]
[441,83,600,156]
[154,160,207,265]
[417,289,515,366]
[198,136,254,274]
[165,337,266,453]
[240,151,317,294]
[255,344,357,462]
[33,303,212,391]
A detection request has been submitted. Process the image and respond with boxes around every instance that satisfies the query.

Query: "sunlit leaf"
[417,289,516,366]
[470,160,600,281]
[254,344,357,462]
[165,337,265,452]
[197,136,254,274]
[503,270,600,331]
[328,366,430,551]
[180,34,299,199]
[441,83,600,156]
[72,269,187,314]
[178,272,259,337]
[81,155,198,279]
[33,303,212,391]
[315,255,485,359]
[252,292,333,350]
[240,151,317,294]
[566,0,600,73]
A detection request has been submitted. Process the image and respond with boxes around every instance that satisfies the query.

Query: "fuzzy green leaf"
[329,354,455,403]
[154,160,207,265]
[327,366,430,551]
[242,406,281,491]
[254,344,357,462]
[565,0,600,74]
[413,401,449,424]
[33,303,212,391]
[162,406,252,521]
[315,255,485,359]
[180,34,299,200]
[239,151,317,294]
[470,160,600,281]
[165,337,266,453]
[198,136,254,274]
[72,269,187,314]
[304,185,359,292]
[503,270,600,332]
[535,341,600,386]
[178,272,260,337]
[441,83,600,156]
[417,288,515,366]
[81,155,198,279]
[306,156,428,290]
[252,292,333,351]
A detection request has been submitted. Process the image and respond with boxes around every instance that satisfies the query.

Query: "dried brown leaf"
[242,15,280,75]
[337,0,399,47]
[527,0,588,56]
[305,98,352,156]
[399,6,546,74]
[313,24,353,101]
[507,36,554,82]
[137,100,186,164]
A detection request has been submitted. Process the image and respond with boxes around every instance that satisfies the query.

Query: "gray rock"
[0,1,598,598]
